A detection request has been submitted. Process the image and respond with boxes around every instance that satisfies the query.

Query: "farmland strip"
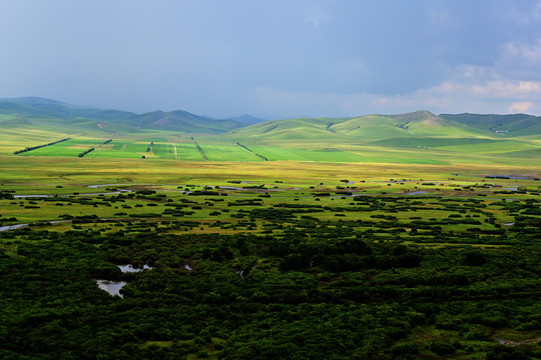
[13,138,71,154]
[237,142,269,161]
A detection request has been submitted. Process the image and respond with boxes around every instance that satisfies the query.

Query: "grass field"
[151,143,176,159]
[201,144,264,162]
[250,146,363,162]
[1,155,539,193]
[16,138,105,157]
[436,140,536,153]
[175,143,205,161]
[9,135,539,166]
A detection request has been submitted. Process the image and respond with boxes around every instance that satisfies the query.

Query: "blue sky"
[1,0,541,119]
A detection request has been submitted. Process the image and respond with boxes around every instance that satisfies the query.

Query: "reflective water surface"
[96,280,126,297]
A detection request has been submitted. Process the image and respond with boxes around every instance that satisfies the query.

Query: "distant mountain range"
[1,97,540,140]
[0,97,266,134]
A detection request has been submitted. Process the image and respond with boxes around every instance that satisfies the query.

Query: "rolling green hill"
[227,110,503,144]
[226,117,352,143]
[1,97,540,164]
[221,111,540,164]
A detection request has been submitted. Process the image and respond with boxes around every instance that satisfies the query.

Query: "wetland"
[0,158,540,359]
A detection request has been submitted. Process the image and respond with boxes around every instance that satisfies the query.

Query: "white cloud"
[503,40,541,63]
[508,101,534,113]
[471,80,539,97]
[418,80,541,99]
[418,62,541,100]
[249,73,541,118]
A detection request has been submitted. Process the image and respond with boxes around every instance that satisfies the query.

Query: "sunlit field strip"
[201,144,264,162]
[152,143,176,159]
[436,140,535,153]
[175,143,205,161]
[251,146,365,162]
[16,139,105,157]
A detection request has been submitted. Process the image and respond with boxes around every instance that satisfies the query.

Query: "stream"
[0,220,71,232]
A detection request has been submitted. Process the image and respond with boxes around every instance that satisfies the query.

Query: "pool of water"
[96,280,126,297]
[406,191,428,195]
[0,223,29,232]
[118,264,152,272]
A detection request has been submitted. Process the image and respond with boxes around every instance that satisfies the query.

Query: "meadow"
[6,132,541,168]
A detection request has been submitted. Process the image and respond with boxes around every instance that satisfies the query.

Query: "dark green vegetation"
[1,176,540,359]
[1,97,541,359]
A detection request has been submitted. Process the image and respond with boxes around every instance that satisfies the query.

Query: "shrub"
[429,342,456,356]
[391,343,419,356]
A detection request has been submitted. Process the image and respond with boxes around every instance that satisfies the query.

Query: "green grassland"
[6,133,540,166]
[199,144,262,162]
[501,148,541,159]
[174,143,204,161]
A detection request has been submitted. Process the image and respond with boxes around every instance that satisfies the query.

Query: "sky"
[1,0,541,119]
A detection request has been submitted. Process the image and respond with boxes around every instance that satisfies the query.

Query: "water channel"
[0,220,71,232]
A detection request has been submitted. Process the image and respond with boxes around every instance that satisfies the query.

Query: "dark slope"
[126,110,241,133]
[0,97,137,121]
[226,114,266,126]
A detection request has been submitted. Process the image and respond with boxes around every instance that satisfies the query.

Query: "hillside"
[226,110,512,144]
[124,110,240,133]
[439,113,541,137]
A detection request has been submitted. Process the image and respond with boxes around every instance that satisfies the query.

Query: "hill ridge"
[0,97,540,139]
